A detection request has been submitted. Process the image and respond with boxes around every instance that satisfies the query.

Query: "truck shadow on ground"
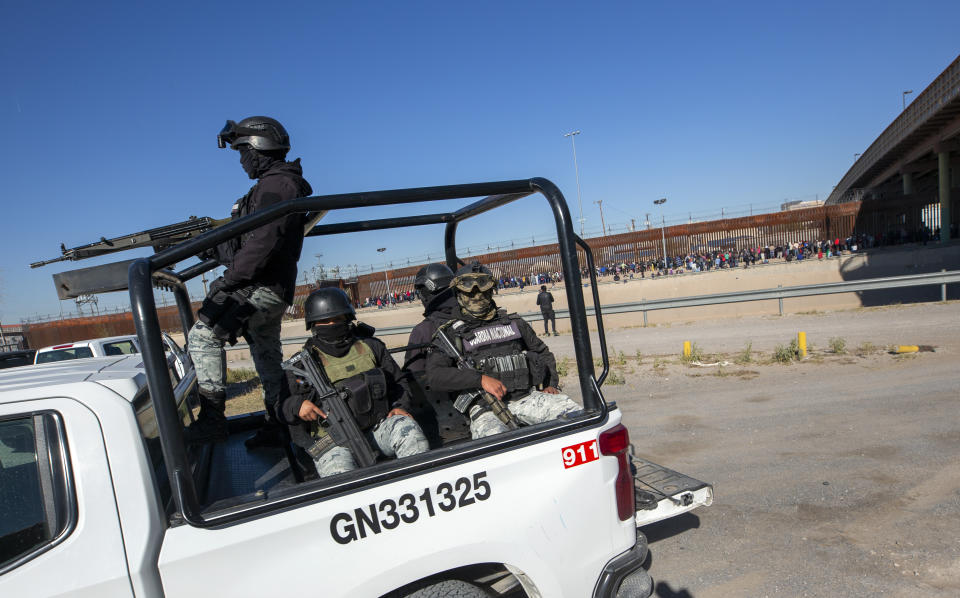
[643,512,700,543]
[655,582,694,598]
[640,515,701,597]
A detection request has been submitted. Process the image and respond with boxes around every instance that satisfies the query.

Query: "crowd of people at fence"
[589,233,891,280]
[358,229,934,307]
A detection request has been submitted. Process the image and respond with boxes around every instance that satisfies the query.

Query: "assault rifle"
[281,350,379,468]
[30,211,327,268]
[431,329,520,430]
[30,216,231,268]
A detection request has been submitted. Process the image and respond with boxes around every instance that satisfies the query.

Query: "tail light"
[598,424,635,521]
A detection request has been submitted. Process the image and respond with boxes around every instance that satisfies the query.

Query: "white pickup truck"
[2,178,711,597]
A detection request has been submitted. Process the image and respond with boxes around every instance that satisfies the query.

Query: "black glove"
[208,276,228,298]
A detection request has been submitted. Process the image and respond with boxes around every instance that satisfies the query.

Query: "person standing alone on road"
[185,116,312,446]
[536,285,558,336]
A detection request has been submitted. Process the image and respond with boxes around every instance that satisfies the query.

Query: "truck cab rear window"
[36,347,94,363]
[103,341,138,356]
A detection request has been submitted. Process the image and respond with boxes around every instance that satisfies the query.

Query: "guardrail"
[226,269,959,351]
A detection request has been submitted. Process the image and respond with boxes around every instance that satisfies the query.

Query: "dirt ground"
[578,303,960,598]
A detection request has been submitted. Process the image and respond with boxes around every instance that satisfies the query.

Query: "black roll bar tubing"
[174,258,219,283]
[130,259,205,523]
[440,180,600,406]
[575,234,609,386]
[307,213,456,236]
[172,284,195,338]
[144,181,531,271]
[129,178,603,526]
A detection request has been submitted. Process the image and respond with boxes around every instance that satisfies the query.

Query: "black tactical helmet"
[414,263,454,294]
[304,288,356,330]
[217,116,291,151]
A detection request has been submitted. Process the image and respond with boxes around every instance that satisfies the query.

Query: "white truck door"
[0,397,133,597]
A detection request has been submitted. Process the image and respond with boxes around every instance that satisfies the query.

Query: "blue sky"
[2,1,958,322]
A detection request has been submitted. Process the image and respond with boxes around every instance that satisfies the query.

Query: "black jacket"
[403,291,459,376]
[536,290,555,312]
[220,159,312,303]
[425,308,559,397]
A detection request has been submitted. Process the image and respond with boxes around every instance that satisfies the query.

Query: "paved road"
[592,304,960,597]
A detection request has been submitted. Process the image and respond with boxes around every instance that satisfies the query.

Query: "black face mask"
[239,147,281,179]
[312,322,353,347]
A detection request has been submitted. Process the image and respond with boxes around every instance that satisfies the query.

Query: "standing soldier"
[279,288,429,477]
[185,116,313,445]
[426,263,580,439]
[536,284,558,336]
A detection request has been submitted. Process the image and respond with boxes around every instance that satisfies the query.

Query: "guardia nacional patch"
[462,321,522,351]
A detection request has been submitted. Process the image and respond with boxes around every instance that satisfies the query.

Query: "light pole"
[854,153,861,162]
[654,198,668,265]
[376,247,391,300]
[902,90,913,111]
[563,130,586,236]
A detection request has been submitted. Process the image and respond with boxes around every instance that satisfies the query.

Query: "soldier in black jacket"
[403,263,464,445]
[536,285,558,336]
[279,288,429,477]
[186,116,312,445]
[425,264,580,439]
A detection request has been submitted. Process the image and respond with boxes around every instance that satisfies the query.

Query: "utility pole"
[377,247,391,300]
[563,130,586,236]
[594,200,607,236]
[654,198,668,263]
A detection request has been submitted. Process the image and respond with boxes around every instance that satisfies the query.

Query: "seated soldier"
[425,263,580,439]
[279,288,429,477]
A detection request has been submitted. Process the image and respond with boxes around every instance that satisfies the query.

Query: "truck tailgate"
[631,454,713,527]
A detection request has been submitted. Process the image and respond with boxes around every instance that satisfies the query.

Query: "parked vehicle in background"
[0,350,36,370]
[34,335,141,364]
[32,333,187,380]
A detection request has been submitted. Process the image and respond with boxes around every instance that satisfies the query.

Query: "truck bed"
[197,415,303,508]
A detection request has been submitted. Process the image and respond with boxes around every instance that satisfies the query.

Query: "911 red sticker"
[561,440,599,469]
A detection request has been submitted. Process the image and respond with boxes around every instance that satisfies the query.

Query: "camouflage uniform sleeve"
[367,339,414,413]
[517,317,559,388]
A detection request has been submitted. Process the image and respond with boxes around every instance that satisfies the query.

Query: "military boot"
[244,420,285,449]
[184,390,228,444]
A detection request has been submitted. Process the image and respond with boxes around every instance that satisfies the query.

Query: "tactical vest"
[308,339,389,431]
[445,313,532,393]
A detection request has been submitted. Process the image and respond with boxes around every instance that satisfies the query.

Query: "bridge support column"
[902,172,913,195]
[939,151,952,242]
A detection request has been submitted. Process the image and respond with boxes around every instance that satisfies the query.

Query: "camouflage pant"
[188,286,287,411]
[469,390,580,439]
[313,415,429,478]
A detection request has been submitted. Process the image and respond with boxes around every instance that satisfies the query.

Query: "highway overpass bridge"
[827,54,959,241]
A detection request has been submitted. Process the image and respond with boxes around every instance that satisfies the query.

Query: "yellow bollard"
[683,341,691,358]
[895,345,919,354]
[797,332,807,358]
